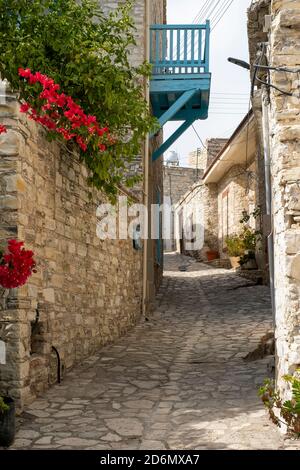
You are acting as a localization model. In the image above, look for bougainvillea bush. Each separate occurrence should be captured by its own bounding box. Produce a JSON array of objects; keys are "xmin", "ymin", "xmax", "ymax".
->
[
  {"xmin": 0, "ymin": 0, "xmax": 158, "ymax": 200},
  {"xmin": 0, "ymin": 239, "xmax": 36, "ymax": 289},
  {"xmin": 0, "ymin": 238, "xmax": 35, "ymax": 413},
  {"xmin": 18, "ymin": 68, "xmax": 112, "ymax": 153}
]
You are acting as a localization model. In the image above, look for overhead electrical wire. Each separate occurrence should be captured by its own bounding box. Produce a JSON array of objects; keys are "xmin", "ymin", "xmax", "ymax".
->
[
  {"xmin": 192, "ymin": 124, "xmax": 207, "ymax": 149},
  {"xmin": 211, "ymin": 0, "xmax": 235, "ymax": 31},
  {"xmin": 182, "ymin": 0, "xmax": 236, "ymax": 57},
  {"xmin": 210, "ymin": 0, "xmax": 231, "ymax": 26}
]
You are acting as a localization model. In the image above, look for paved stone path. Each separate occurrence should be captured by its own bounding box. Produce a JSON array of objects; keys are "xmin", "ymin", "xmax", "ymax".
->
[{"xmin": 10, "ymin": 253, "xmax": 300, "ymax": 449}]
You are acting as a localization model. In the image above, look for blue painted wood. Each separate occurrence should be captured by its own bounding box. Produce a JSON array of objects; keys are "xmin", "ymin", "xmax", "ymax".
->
[
  {"xmin": 191, "ymin": 29, "xmax": 195, "ymax": 68},
  {"xmin": 155, "ymin": 29, "xmax": 160, "ymax": 65},
  {"xmin": 152, "ymin": 89, "xmax": 198, "ymax": 132},
  {"xmin": 204, "ymin": 20, "xmax": 210, "ymax": 73},
  {"xmin": 184, "ymin": 29, "xmax": 188, "ymax": 68},
  {"xmin": 198, "ymin": 29, "xmax": 202, "ymax": 65},
  {"xmin": 162, "ymin": 29, "xmax": 167, "ymax": 65},
  {"xmin": 150, "ymin": 22, "xmax": 211, "ymax": 161},
  {"xmin": 177, "ymin": 29, "xmax": 181, "ymax": 73},
  {"xmin": 170, "ymin": 29, "xmax": 174, "ymax": 66},
  {"xmin": 151, "ymin": 72, "xmax": 211, "ymax": 81},
  {"xmin": 152, "ymin": 119, "xmax": 195, "ymax": 161},
  {"xmin": 150, "ymin": 76, "xmax": 210, "ymax": 93},
  {"xmin": 150, "ymin": 24, "xmax": 207, "ymax": 30},
  {"xmin": 150, "ymin": 23, "xmax": 210, "ymax": 76}
]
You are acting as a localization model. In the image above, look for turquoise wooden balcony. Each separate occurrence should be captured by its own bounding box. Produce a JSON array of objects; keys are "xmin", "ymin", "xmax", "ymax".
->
[{"xmin": 150, "ymin": 21, "xmax": 211, "ymax": 161}]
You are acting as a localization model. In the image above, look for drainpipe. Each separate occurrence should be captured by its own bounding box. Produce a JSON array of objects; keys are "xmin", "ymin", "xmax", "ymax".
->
[
  {"xmin": 142, "ymin": 0, "xmax": 150, "ymax": 316},
  {"xmin": 262, "ymin": 86, "xmax": 275, "ymax": 324}
]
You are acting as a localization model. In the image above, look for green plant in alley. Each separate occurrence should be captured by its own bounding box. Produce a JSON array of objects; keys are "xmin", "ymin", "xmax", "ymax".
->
[
  {"xmin": 0, "ymin": 397, "xmax": 9, "ymax": 414},
  {"xmin": 259, "ymin": 372, "xmax": 300, "ymax": 437},
  {"xmin": 225, "ymin": 234, "xmax": 245, "ymax": 257},
  {"xmin": 0, "ymin": 0, "xmax": 158, "ymax": 201}
]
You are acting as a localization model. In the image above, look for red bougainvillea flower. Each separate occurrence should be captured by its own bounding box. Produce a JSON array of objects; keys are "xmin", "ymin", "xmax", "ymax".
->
[
  {"xmin": 18, "ymin": 68, "xmax": 113, "ymax": 157},
  {"xmin": 0, "ymin": 239, "xmax": 36, "ymax": 289},
  {"xmin": 20, "ymin": 103, "xmax": 30, "ymax": 113},
  {"xmin": 0, "ymin": 125, "xmax": 7, "ymax": 134},
  {"xmin": 98, "ymin": 143, "xmax": 106, "ymax": 152}
]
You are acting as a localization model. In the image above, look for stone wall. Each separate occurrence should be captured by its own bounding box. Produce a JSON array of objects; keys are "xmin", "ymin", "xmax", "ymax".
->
[
  {"xmin": 174, "ymin": 183, "xmax": 205, "ymax": 257},
  {"xmin": 248, "ymin": 0, "xmax": 300, "ymax": 398},
  {"xmin": 0, "ymin": 0, "xmax": 166, "ymax": 409},
  {"xmin": 206, "ymin": 138, "xmax": 229, "ymax": 167},
  {"xmin": 188, "ymin": 139, "xmax": 228, "ymax": 170},
  {"xmin": 217, "ymin": 163, "xmax": 257, "ymax": 258},
  {"xmin": 0, "ymin": 101, "xmax": 144, "ymax": 407},
  {"xmin": 163, "ymin": 166, "xmax": 199, "ymax": 251},
  {"xmin": 248, "ymin": 0, "xmax": 270, "ymax": 281},
  {"xmin": 268, "ymin": 0, "xmax": 300, "ymax": 395},
  {"xmin": 163, "ymin": 166, "xmax": 199, "ymax": 206}
]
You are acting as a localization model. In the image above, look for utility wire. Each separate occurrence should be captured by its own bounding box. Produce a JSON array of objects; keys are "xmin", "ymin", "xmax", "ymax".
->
[
  {"xmin": 200, "ymin": 0, "xmax": 223, "ymax": 24},
  {"xmin": 211, "ymin": 0, "xmax": 235, "ymax": 30},
  {"xmin": 194, "ymin": 0, "xmax": 215, "ymax": 23},
  {"xmin": 210, "ymin": 0, "xmax": 231, "ymax": 25},
  {"xmin": 192, "ymin": 124, "xmax": 207, "ymax": 148},
  {"xmin": 192, "ymin": 0, "xmax": 212, "ymax": 24}
]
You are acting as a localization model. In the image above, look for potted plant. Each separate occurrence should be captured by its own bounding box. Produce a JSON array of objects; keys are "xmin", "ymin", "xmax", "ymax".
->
[
  {"xmin": 0, "ymin": 238, "xmax": 36, "ymax": 447},
  {"xmin": 239, "ymin": 227, "xmax": 261, "ymax": 269},
  {"xmin": 0, "ymin": 396, "xmax": 15, "ymax": 447},
  {"xmin": 225, "ymin": 234, "xmax": 244, "ymax": 268}
]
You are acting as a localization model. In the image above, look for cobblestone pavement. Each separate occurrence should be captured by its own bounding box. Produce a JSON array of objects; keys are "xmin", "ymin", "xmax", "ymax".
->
[{"xmin": 9, "ymin": 253, "xmax": 300, "ymax": 450}]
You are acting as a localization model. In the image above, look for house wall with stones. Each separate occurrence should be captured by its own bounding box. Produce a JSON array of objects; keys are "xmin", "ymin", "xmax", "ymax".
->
[
  {"xmin": 216, "ymin": 163, "xmax": 257, "ymax": 258},
  {"xmin": 0, "ymin": 0, "xmax": 166, "ymax": 410},
  {"xmin": 247, "ymin": 0, "xmax": 270, "ymax": 283},
  {"xmin": 163, "ymin": 166, "xmax": 199, "ymax": 251},
  {"xmin": 174, "ymin": 183, "xmax": 204, "ymax": 257},
  {"xmin": 172, "ymin": 139, "xmax": 227, "ymax": 261},
  {"xmin": 269, "ymin": 0, "xmax": 300, "ymax": 395},
  {"xmin": 248, "ymin": 0, "xmax": 300, "ymax": 399},
  {"xmin": 187, "ymin": 139, "xmax": 228, "ymax": 170}
]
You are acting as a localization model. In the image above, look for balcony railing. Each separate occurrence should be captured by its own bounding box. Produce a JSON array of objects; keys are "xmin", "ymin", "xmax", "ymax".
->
[{"xmin": 150, "ymin": 21, "xmax": 210, "ymax": 77}]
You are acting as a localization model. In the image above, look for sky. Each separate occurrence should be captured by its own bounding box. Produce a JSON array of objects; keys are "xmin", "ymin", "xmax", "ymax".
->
[{"xmin": 165, "ymin": 0, "xmax": 252, "ymax": 166}]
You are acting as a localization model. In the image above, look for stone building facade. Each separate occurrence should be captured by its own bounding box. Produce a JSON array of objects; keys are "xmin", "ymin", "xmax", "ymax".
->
[
  {"xmin": 188, "ymin": 139, "xmax": 228, "ymax": 170},
  {"xmin": 0, "ymin": 0, "xmax": 166, "ymax": 409},
  {"xmin": 248, "ymin": 0, "xmax": 300, "ymax": 399},
  {"xmin": 173, "ymin": 138, "xmax": 227, "ymax": 260},
  {"xmin": 163, "ymin": 166, "xmax": 199, "ymax": 251},
  {"xmin": 203, "ymin": 112, "xmax": 261, "ymax": 262}
]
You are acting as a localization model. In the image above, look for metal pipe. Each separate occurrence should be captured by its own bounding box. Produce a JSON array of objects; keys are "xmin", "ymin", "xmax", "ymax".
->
[{"xmin": 262, "ymin": 86, "xmax": 275, "ymax": 323}]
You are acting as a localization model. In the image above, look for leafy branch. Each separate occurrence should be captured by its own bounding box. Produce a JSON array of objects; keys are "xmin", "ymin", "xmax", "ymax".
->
[
  {"xmin": 0, "ymin": 0, "xmax": 158, "ymax": 201},
  {"xmin": 259, "ymin": 372, "xmax": 300, "ymax": 437}
]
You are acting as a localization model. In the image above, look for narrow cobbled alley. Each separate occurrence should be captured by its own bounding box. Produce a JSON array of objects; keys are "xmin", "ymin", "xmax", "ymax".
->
[{"xmin": 10, "ymin": 254, "xmax": 300, "ymax": 450}]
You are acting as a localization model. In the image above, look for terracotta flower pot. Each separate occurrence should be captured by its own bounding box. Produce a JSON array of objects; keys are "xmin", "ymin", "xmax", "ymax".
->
[
  {"xmin": 207, "ymin": 250, "xmax": 218, "ymax": 261},
  {"xmin": 229, "ymin": 256, "xmax": 241, "ymax": 269}
]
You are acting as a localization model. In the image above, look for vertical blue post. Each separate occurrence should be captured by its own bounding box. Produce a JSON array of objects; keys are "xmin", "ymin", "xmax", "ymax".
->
[
  {"xmin": 177, "ymin": 29, "xmax": 181, "ymax": 73},
  {"xmin": 162, "ymin": 29, "xmax": 167, "ymax": 64},
  {"xmin": 198, "ymin": 28, "xmax": 202, "ymax": 71},
  {"xmin": 170, "ymin": 28, "xmax": 174, "ymax": 67},
  {"xmin": 155, "ymin": 29, "xmax": 160, "ymax": 70},
  {"xmin": 204, "ymin": 20, "xmax": 210, "ymax": 73},
  {"xmin": 191, "ymin": 29, "xmax": 195, "ymax": 72},
  {"xmin": 184, "ymin": 29, "xmax": 188, "ymax": 73}
]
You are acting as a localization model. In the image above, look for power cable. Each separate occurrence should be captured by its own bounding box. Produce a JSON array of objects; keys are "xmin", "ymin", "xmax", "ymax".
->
[
  {"xmin": 210, "ymin": 0, "xmax": 231, "ymax": 25},
  {"xmin": 192, "ymin": 124, "xmax": 207, "ymax": 148},
  {"xmin": 211, "ymin": 0, "xmax": 235, "ymax": 31},
  {"xmin": 192, "ymin": 0, "xmax": 212, "ymax": 24}
]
